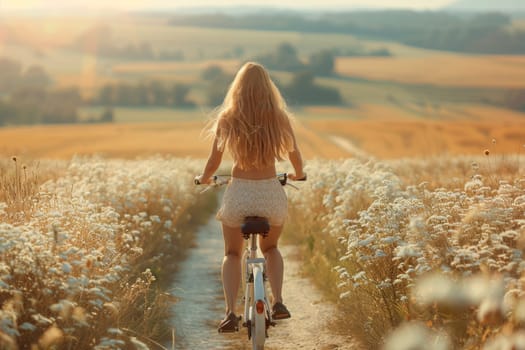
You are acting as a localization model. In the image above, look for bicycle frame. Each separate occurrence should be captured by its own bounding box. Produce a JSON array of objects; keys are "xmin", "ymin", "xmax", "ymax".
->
[{"xmin": 242, "ymin": 223, "xmax": 273, "ymax": 350}]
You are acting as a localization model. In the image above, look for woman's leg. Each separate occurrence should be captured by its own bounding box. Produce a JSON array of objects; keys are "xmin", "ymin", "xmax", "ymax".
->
[
  {"xmin": 221, "ymin": 223, "xmax": 244, "ymax": 315},
  {"xmin": 258, "ymin": 225, "xmax": 284, "ymax": 304}
]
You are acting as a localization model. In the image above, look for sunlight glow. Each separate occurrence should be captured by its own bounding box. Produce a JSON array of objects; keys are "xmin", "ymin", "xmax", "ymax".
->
[{"xmin": 0, "ymin": 0, "xmax": 455, "ymax": 12}]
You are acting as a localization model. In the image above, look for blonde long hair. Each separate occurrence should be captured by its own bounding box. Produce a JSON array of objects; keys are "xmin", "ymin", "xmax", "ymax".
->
[{"xmin": 208, "ymin": 62, "xmax": 295, "ymax": 170}]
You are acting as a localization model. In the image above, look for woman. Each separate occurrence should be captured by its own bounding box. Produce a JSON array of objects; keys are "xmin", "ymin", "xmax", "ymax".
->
[{"xmin": 196, "ymin": 61, "xmax": 306, "ymax": 333}]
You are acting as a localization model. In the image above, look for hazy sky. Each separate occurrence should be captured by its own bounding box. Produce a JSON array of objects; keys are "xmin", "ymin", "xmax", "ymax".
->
[{"xmin": 0, "ymin": 0, "xmax": 456, "ymax": 12}]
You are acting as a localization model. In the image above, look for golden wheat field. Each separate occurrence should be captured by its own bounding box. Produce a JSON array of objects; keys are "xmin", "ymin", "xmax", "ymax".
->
[
  {"xmin": 306, "ymin": 114, "xmax": 525, "ymax": 159},
  {"xmin": 1, "ymin": 108, "xmax": 525, "ymax": 160},
  {"xmin": 335, "ymin": 54, "xmax": 525, "ymax": 87},
  {"xmin": 0, "ymin": 122, "xmax": 210, "ymax": 159},
  {"xmin": 0, "ymin": 120, "xmax": 352, "ymax": 161}
]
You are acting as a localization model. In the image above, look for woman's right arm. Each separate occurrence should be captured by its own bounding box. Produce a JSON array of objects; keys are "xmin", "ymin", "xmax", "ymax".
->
[{"xmin": 287, "ymin": 127, "xmax": 306, "ymax": 181}]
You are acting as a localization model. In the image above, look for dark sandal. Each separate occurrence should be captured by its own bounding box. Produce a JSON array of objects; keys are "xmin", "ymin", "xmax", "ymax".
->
[
  {"xmin": 218, "ymin": 312, "xmax": 240, "ymax": 333},
  {"xmin": 272, "ymin": 302, "xmax": 291, "ymax": 320}
]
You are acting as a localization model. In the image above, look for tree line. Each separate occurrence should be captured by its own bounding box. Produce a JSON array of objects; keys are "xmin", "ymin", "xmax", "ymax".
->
[
  {"xmin": 168, "ymin": 10, "xmax": 525, "ymax": 54},
  {"xmin": 0, "ymin": 57, "xmax": 86, "ymax": 126},
  {"xmin": 0, "ymin": 43, "xmax": 344, "ymax": 127},
  {"xmin": 2, "ymin": 39, "xmax": 525, "ymax": 127},
  {"xmin": 96, "ymin": 81, "xmax": 195, "ymax": 107},
  {"xmin": 0, "ymin": 57, "xmax": 108, "ymax": 126},
  {"xmin": 201, "ymin": 63, "xmax": 342, "ymax": 107},
  {"xmin": 201, "ymin": 43, "xmax": 343, "ymax": 106}
]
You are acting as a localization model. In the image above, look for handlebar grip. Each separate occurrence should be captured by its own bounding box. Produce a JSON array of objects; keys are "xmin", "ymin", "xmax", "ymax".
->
[
  {"xmin": 194, "ymin": 175, "xmax": 218, "ymax": 185},
  {"xmin": 278, "ymin": 173, "xmax": 287, "ymax": 186}
]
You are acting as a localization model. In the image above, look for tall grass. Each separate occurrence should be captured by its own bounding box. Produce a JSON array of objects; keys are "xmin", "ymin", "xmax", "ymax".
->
[
  {"xmin": 0, "ymin": 155, "xmax": 209, "ymax": 349},
  {"xmin": 286, "ymin": 152, "xmax": 525, "ymax": 349},
  {"xmin": 0, "ymin": 157, "xmax": 66, "ymax": 219}
]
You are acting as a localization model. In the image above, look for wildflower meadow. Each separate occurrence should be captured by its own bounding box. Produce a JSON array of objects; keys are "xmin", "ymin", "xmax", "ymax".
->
[
  {"xmin": 286, "ymin": 151, "xmax": 525, "ymax": 350},
  {"xmin": 0, "ymin": 156, "xmax": 208, "ymax": 349},
  {"xmin": 2, "ymin": 147, "xmax": 525, "ymax": 350}
]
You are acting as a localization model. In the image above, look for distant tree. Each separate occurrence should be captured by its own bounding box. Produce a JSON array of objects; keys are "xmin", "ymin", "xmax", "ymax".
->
[
  {"xmin": 4, "ymin": 86, "xmax": 45, "ymax": 124},
  {"xmin": 172, "ymin": 83, "xmax": 195, "ymax": 107},
  {"xmin": 96, "ymin": 80, "xmax": 196, "ymax": 107},
  {"xmin": 468, "ymin": 12, "xmax": 511, "ymax": 28},
  {"xmin": 201, "ymin": 66, "xmax": 233, "ymax": 107},
  {"xmin": 41, "ymin": 88, "xmax": 82, "ymax": 124},
  {"xmin": 308, "ymin": 50, "xmax": 335, "ymax": 76},
  {"xmin": 100, "ymin": 107, "xmax": 114, "ymax": 122},
  {"xmin": 0, "ymin": 101, "xmax": 10, "ymax": 126},
  {"xmin": 4, "ymin": 86, "xmax": 82, "ymax": 125},
  {"xmin": 284, "ymin": 71, "xmax": 342, "ymax": 105},
  {"xmin": 274, "ymin": 42, "xmax": 305, "ymax": 71},
  {"xmin": 207, "ymin": 78, "xmax": 230, "ymax": 107},
  {"xmin": 149, "ymin": 81, "xmax": 168, "ymax": 105},
  {"xmin": 202, "ymin": 65, "xmax": 226, "ymax": 81},
  {"xmin": 22, "ymin": 65, "xmax": 51, "ymax": 88},
  {"xmin": 116, "ymin": 83, "xmax": 141, "ymax": 106},
  {"xmin": 99, "ymin": 85, "xmax": 117, "ymax": 106},
  {"xmin": 136, "ymin": 83, "xmax": 150, "ymax": 105},
  {"xmin": 11, "ymin": 86, "xmax": 47, "ymax": 106},
  {"xmin": 0, "ymin": 57, "xmax": 23, "ymax": 93},
  {"xmin": 256, "ymin": 42, "xmax": 305, "ymax": 72},
  {"xmin": 207, "ymin": 74, "xmax": 233, "ymax": 107},
  {"xmin": 169, "ymin": 11, "xmax": 525, "ymax": 54}
]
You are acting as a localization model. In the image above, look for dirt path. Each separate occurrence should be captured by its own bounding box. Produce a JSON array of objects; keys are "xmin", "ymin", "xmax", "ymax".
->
[{"xmin": 169, "ymin": 217, "xmax": 359, "ymax": 349}]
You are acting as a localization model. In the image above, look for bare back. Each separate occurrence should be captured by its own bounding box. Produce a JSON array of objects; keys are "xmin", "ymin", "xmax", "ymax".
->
[{"xmin": 231, "ymin": 163, "xmax": 277, "ymax": 180}]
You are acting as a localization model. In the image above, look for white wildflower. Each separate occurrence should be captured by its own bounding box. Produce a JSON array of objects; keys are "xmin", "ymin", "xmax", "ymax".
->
[
  {"xmin": 383, "ymin": 322, "xmax": 451, "ymax": 350},
  {"xmin": 130, "ymin": 337, "xmax": 149, "ymax": 350},
  {"xmin": 20, "ymin": 322, "xmax": 37, "ymax": 331},
  {"xmin": 340, "ymin": 291, "xmax": 351, "ymax": 299},
  {"xmin": 395, "ymin": 244, "xmax": 422, "ymax": 258},
  {"xmin": 62, "ymin": 263, "xmax": 72, "ymax": 274},
  {"xmin": 413, "ymin": 273, "xmax": 471, "ymax": 308},
  {"xmin": 483, "ymin": 330, "xmax": 525, "ymax": 350}
]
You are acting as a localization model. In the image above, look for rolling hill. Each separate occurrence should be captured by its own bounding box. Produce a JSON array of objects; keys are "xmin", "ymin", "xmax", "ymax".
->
[{"xmin": 446, "ymin": 0, "xmax": 525, "ymax": 13}]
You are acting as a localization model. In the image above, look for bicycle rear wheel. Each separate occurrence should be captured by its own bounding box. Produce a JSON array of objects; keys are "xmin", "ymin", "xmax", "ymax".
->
[
  {"xmin": 251, "ymin": 307, "xmax": 265, "ymax": 350},
  {"xmin": 251, "ymin": 265, "xmax": 266, "ymax": 350}
]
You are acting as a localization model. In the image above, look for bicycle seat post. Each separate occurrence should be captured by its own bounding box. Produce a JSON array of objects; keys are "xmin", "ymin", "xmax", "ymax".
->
[{"xmin": 241, "ymin": 216, "xmax": 270, "ymax": 258}]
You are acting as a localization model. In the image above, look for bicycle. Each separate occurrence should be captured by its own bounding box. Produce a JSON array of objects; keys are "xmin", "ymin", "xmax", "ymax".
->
[{"xmin": 194, "ymin": 173, "xmax": 304, "ymax": 350}]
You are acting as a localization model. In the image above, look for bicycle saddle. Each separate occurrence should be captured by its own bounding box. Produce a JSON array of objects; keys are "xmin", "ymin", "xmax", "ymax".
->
[{"xmin": 241, "ymin": 216, "xmax": 270, "ymax": 236}]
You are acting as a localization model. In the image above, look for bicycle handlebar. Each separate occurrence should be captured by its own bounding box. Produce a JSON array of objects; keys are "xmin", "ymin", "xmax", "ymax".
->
[{"xmin": 194, "ymin": 173, "xmax": 306, "ymax": 186}]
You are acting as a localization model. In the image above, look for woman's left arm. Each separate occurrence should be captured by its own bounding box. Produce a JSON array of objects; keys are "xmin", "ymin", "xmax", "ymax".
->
[{"xmin": 198, "ymin": 137, "xmax": 224, "ymax": 184}]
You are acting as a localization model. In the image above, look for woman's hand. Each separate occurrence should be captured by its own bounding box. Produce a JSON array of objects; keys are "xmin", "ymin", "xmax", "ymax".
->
[
  {"xmin": 288, "ymin": 172, "xmax": 307, "ymax": 181},
  {"xmin": 194, "ymin": 175, "xmax": 212, "ymax": 185}
]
